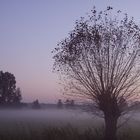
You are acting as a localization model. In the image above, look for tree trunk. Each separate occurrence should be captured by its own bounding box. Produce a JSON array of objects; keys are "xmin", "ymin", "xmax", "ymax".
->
[{"xmin": 104, "ymin": 115, "xmax": 118, "ymax": 140}]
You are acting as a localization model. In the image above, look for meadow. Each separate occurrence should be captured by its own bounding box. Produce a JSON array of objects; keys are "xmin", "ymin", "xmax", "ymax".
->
[{"xmin": 0, "ymin": 109, "xmax": 139, "ymax": 140}]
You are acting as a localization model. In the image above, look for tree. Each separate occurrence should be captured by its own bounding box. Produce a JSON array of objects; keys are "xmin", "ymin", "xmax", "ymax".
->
[
  {"xmin": 65, "ymin": 99, "xmax": 75, "ymax": 107},
  {"xmin": 65, "ymin": 99, "xmax": 70, "ymax": 107},
  {"xmin": 70, "ymin": 99, "xmax": 75, "ymax": 107},
  {"xmin": 57, "ymin": 99, "xmax": 63, "ymax": 108},
  {"xmin": 32, "ymin": 99, "xmax": 41, "ymax": 109},
  {"xmin": 53, "ymin": 7, "xmax": 140, "ymax": 140},
  {"xmin": 0, "ymin": 71, "xmax": 22, "ymax": 105}
]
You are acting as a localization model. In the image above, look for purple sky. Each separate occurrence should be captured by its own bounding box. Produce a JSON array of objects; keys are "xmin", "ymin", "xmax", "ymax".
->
[{"xmin": 0, "ymin": 0, "xmax": 140, "ymax": 103}]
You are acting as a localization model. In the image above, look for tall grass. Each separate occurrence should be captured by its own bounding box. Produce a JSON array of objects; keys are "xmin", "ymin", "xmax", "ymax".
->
[{"xmin": 0, "ymin": 125, "xmax": 139, "ymax": 140}]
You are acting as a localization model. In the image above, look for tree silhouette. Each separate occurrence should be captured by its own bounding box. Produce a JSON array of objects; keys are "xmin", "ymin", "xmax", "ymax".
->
[
  {"xmin": 65, "ymin": 99, "xmax": 75, "ymax": 108},
  {"xmin": 65, "ymin": 99, "xmax": 70, "ymax": 107},
  {"xmin": 53, "ymin": 7, "xmax": 140, "ymax": 140},
  {"xmin": 32, "ymin": 99, "xmax": 41, "ymax": 109},
  {"xmin": 0, "ymin": 71, "xmax": 22, "ymax": 106},
  {"xmin": 70, "ymin": 100, "xmax": 75, "ymax": 106},
  {"xmin": 57, "ymin": 99, "xmax": 63, "ymax": 108}
]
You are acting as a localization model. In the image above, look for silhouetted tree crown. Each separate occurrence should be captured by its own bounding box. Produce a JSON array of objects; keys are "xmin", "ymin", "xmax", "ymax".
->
[
  {"xmin": 0, "ymin": 71, "xmax": 22, "ymax": 105},
  {"xmin": 65, "ymin": 99, "xmax": 75, "ymax": 107},
  {"xmin": 32, "ymin": 99, "xmax": 41, "ymax": 109},
  {"xmin": 53, "ymin": 6, "xmax": 140, "ymax": 140},
  {"xmin": 57, "ymin": 99, "xmax": 63, "ymax": 108}
]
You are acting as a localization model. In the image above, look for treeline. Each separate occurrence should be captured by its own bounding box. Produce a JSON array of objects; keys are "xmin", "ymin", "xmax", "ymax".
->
[
  {"xmin": 57, "ymin": 99, "xmax": 75, "ymax": 108},
  {"xmin": 0, "ymin": 70, "xmax": 77, "ymax": 109}
]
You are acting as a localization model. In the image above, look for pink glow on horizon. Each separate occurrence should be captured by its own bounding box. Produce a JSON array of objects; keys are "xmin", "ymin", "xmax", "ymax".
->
[{"xmin": 1, "ymin": 0, "xmax": 140, "ymax": 102}]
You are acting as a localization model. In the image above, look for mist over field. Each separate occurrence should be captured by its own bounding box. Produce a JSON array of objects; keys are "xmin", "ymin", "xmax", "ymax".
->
[
  {"xmin": 0, "ymin": 109, "xmax": 99, "ymax": 129},
  {"xmin": 0, "ymin": 108, "xmax": 139, "ymax": 140},
  {"xmin": 0, "ymin": 108, "xmax": 139, "ymax": 130},
  {"xmin": 1, "ymin": 0, "xmax": 140, "ymax": 140}
]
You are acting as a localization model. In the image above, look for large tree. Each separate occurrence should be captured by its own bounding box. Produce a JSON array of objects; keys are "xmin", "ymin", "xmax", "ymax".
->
[
  {"xmin": 53, "ymin": 7, "xmax": 140, "ymax": 140},
  {"xmin": 0, "ymin": 71, "xmax": 22, "ymax": 105}
]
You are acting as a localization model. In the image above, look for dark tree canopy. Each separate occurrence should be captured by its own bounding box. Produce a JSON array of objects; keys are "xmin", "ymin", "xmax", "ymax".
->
[
  {"xmin": 65, "ymin": 99, "xmax": 75, "ymax": 107},
  {"xmin": 53, "ymin": 7, "xmax": 140, "ymax": 140},
  {"xmin": 32, "ymin": 99, "xmax": 41, "ymax": 109},
  {"xmin": 57, "ymin": 99, "xmax": 63, "ymax": 108},
  {"xmin": 0, "ymin": 71, "xmax": 22, "ymax": 105}
]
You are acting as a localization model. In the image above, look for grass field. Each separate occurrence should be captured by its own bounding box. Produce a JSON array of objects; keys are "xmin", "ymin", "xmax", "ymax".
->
[
  {"xmin": 0, "ymin": 109, "xmax": 139, "ymax": 140},
  {"xmin": 0, "ymin": 124, "xmax": 139, "ymax": 140}
]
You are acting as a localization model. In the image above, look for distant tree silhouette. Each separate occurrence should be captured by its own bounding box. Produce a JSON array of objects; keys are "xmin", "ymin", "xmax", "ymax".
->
[
  {"xmin": 118, "ymin": 97, "xmax": 128, "ymax": 112},
  {"xmin": 65, "ymin": 99, "xmax": 70, "ymax": 107},
  {"xmin": 53, "ymin": 7, "xmax": 140, "ymax": 140},
  {"xmin": 65, "ymin": 99, "xmax": 75, "ymax": 107},
  {"xmin": 57, "ymin": 99, "xmax": 63, "ymax": 108},
  {"xmin": 70, "ymin": 100, "xmax": 75, "ymax": 106},
  {"xmin": 32, "ymin": 99, "xmax": 41, "ymax": 109},
  {"xmin": 0, "ymin": 71, "xmax": 22, "ymax": 106}
]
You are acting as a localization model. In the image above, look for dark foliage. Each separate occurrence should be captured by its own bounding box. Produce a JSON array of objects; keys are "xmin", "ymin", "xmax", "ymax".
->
[
  {"xmin": 57, "ymin": 99, "xmax": 63, "ymax": 108},
  {"xmin": 0, "ymin": 71, "xmax": 22, "ymax": 107},
  {"xmin": 53, "ymin": 6, "xmax": 140, "ymax": 140},
  {"xmin": 65, "ymin": 99, "xmax": 75, "ymax": 107},
  {"xmin": 32, "ymin": 99, "xmax": 41, "ymax": 109}
]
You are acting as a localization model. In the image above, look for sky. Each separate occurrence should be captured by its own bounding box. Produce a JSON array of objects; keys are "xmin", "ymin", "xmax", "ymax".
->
[{"xmin": 0, "ymin": 0, "xmax": 140, "ymax": 103}]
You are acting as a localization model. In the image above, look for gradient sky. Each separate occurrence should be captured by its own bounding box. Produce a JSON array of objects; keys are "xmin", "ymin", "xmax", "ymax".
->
[{"xmin": 0, "ymin": 0, "xmax": 140, "ymax": 103}]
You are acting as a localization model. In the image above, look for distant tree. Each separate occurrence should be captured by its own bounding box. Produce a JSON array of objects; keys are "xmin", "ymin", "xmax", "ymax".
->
[
  {"xmin": 65, "ymin": 99, "xmax": 70, "ymax": 107},
  {"xmin": 118, "ymin": 97, "xmax": 128, "ymax": 112},
  {"xmin": 53, "ymin": 7, "xmax": 140, "ymax": 140},
  {"xmin": 57, "ymin": 99, "xmax": 63, "ymax": 108},
  {"xmin": 70, "ymin": 100, "xmax": 75, "ymax": 106},
  {"xmin": 131, "ymin": 101, "xmax": 140, "ymax": 109},
  {"xmin": 32, "ymin": 99, "xmax": 41, "ymax": 109},
  {"xmin": 65, "ymin": 99, "xmax": 75, "ymax": 107},
  {"xmin": 0, "ymin": 71, "xmax": 22, "ymax": 105}
]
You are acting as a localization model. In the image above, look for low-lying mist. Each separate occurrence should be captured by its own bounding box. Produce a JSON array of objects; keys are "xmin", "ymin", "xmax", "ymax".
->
[
  {"xmin": 0, "ymin": 108, "xmax": 139, "ymax": 140},
  {"xmin": 0, "ymin": 108, "xmax": 139, "ymax": 130},
  {"xmin": 0, "ymin": 109, "xmax": 101, "ymax": 130}
]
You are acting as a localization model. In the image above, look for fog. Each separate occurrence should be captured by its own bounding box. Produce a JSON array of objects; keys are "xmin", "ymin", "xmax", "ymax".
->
[
  {"xmin": 0, "ymin": 109, "xmax": 139, "ymax": 133},
  {"xmin": 0, "ymin": 109, "xmax": 101, "ymax": 130}
]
